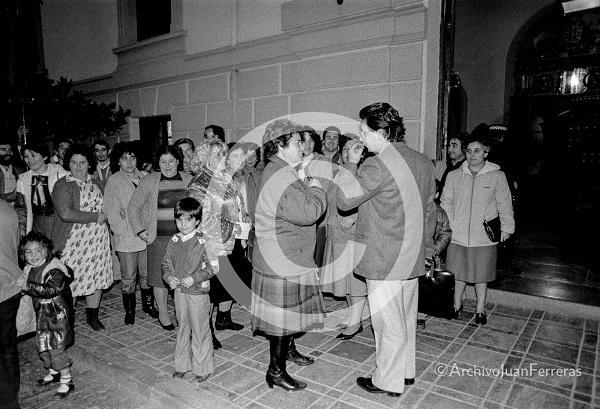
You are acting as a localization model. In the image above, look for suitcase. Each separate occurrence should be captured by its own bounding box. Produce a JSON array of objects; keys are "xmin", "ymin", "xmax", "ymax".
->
[{"xmin": 418, "ymin": 261, "xmax": 455, "ymax": 320}]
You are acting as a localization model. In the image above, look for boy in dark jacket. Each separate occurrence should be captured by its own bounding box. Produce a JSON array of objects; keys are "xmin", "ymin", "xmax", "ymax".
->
[
  {"xmin": 163, "ymin": 198, "xmax": 216, "ymax": 383},
  {"xmin": 16, "ymin": 232, "xmax": 75, "ymax": 399}
]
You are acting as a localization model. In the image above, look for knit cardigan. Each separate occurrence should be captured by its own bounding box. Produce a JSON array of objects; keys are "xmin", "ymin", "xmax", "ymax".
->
[
  {"xmin": 103, "ymin": 170, "xmax": 146, "ymax": 252},
  {"xmin": 127, "ymin": 171, "xmax": 192, "ymax": 245},
  {"xmin": 51, "ymin": 175, "xmax": 103, "ymax": 253}
]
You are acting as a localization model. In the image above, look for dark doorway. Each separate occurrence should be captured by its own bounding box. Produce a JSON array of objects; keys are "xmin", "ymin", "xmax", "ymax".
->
[
  {"xmin": 138, "ymin": 115, "xmax": 171, "ymax": 170},
  {"xmin": 443, "ymin": 0, "xmax": 600, "ymax": 306}
]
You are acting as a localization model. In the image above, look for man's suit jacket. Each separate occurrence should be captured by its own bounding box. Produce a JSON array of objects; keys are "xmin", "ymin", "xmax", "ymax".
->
[{"xmin": 337, "ymin": 142, "xmax": 436, "ymax": 281}]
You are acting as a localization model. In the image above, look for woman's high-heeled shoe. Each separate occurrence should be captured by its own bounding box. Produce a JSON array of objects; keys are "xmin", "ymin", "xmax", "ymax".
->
[
  {"xmin": 158, "ymin": 317, "xmax": 175, "ymax": 331},
  {"xmin": 475, "ymin": 312, "xmax": 487, "ymax": 325},
  {"xmin": 453, "ymin": 304, "xmax": 463, "ymax": 319},
  {"xmin": 335, "ymin": 325, "xmax": 363, "ymax": 340}
]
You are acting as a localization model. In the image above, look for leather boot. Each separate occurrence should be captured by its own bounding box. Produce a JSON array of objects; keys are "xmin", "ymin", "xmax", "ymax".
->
[
  {"xmin": 215, "ymin": 309, "xmax": 244, "ymax": 331},
  {"xmin": 85, "ymin": 308, "xmax": 105, "ymax": 332},
  {"xmin": 123, "ymin": 293, "xmax": 136, "ymax": 325},
  {"xmin": 265, "ymin": 335, "xmax": 307, "ymax": 391},
  {"xmin": 286, "ymin": 337, "xmax": 314, "ymax": 366},
  {"xmin": 141, "ymin": 288, "xmax": 158, "ymax": 318}
]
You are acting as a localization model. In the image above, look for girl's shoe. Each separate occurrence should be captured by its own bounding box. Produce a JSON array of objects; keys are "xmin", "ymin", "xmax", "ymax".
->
[
  {"xmin": 453, "ymin": 304, "xmax": 463, "ymax": 319},
  {"xmin": 54, "ymin": 381, "xmax": 74, "ymax": 399},
  {"xmin": 475, "ymin": 312, "xmax": 487, "ymax": 325},
  {"xmin": 194, "ymin": 374, "xmax": 210, "ymax": 383},
  {"xmin": 158, "ymin": 317, "xmax": 175, "ymax": 331},
  {"xmin": 36, "ymin": 371, "xmax": 60, "ymax": 386},
  {"xmin": 335, "ymin": 325, "xmax": 363, "ymax": 340},
  {"xmin": 172, "ymin": 371, "xmax": 186, "ymax": 379}
]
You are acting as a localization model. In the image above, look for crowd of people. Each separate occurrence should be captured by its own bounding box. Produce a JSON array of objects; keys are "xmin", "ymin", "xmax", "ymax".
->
[{"xmin": 0, "ymin": 105, "xmax": 514, "ymax": 407}]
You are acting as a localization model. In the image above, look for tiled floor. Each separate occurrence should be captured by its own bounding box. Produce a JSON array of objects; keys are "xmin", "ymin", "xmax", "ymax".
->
[
  {"xmin": 18, "ymin": 286, "xmax": 600, "ymax": 409},
  {"xmin": 489, "ymin": 215, "xmax": 600, "ymax": 307}
]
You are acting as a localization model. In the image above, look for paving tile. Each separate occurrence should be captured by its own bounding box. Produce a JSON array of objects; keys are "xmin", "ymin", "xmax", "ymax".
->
[
  {"xmin": 309, "ymin": 396, "xmax": 340, "ymax": 409},
  {"xmin": 433, "ymin": 359, "xmax": 495, "ymax": 397},
  {"xmin": 420, "ymin": 320, "xmax": 464, "ymax": 338},
  {"xmin": 536, "ymin": 322, "xmax": 583, "ymax": 347},
  {"xmin": 493, "ymin": 304, "xmax": 532, "ymax": 319},
  {"xmin": 486, "ymin": 378, "xmax": 513, "ymax": 404},
  {"xmin": 485, "ymin": 315, "xmax": 528, "ymax": 334},
  {"xmin": 583, "ymin": 332, "xmax": 598, "ymax": 351},
  {"xmin": 505, "ymin": 383, "xmax": 572, "ymax": 409},
  {"xmin": 454, "ymin": 345, "xmax": 507, "ymax": 369},
  {"xmin": 415, "ymin": 334, "xmax": 451, "ymax": 357},
  {"xmin": 211, "ymin": 364, "xmax": 265, "ymax": 395},
  {"xmin": 470, "ymin": 327, "xmax": 518, "ymax": 351},
  {"xmin": 528, "ymin": 340, "xmax": 579, "ymax": 364},
  {"xmin": 327, "ymin": 340, "xmax": 374, "ymax": 363},
  {"xmin": 416, "ymin": 391, "xmax": 478, "ymax": 409},
  {"xmin": 542, "ymin": 312, "xmax": 586, "ymax": 329},
  {"xmin": 256, "ymin": 387, "xmax": 321, "ymax": 409},
  {"xmin": 579, "ymin": 349, "xmax": 596, "ymax": 370},
  {"xmin": 430, "ymin": 385, "xmax": 483, "ymax": 406},
  {"xmin": 297, "ymin": 358, "xmax": 355, "ymax": 388}
]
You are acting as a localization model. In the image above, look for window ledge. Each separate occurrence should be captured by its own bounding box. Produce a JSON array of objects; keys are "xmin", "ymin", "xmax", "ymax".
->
[{"xmin": 113, "ymin": 30, "xmax": 187, "ymax": 68}]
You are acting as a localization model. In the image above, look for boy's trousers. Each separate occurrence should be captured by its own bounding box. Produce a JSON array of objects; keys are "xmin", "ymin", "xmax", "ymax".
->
[{"xmin": 174, "ymin": 291, "xmax": 214, "ymax": 376}]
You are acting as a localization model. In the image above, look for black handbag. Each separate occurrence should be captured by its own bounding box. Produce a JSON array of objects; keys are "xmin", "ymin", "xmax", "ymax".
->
[
  {"xmin": 483, "ymin": 216, "xmax": 501, "ymax": 243},
  {"xmin": 418, "ymin": 260, "xmax": 455, "ymax": 320}
]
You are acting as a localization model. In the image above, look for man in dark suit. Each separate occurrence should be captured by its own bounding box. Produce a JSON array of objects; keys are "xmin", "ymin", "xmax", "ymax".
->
[{"xmin": 337, "ymin": 102, "xmax": 436, "ymax": 397}]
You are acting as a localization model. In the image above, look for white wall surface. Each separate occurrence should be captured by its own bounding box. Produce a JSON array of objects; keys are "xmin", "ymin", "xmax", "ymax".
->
[{"xmin": 42, "ymin": 0, "xmax": 118, "ymax": 81}]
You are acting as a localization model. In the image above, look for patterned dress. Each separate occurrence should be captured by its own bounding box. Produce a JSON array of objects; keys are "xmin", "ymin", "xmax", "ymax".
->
[{"xmin": 61, "ymin": 175, "xmax": 112, "ymax": 297}]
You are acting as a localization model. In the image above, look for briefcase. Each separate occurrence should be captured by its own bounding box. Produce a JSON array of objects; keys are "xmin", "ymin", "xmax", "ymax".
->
[{"xmin": 418, "ymin": 261, "xmax": 455, "ymax": 320}]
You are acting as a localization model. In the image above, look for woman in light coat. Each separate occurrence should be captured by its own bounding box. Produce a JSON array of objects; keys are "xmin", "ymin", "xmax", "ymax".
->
[
  {"xmin": 104, "ymin": 142, "xmax": 157, "ymax": 325},
  {"xmin": 441, "ymin": 133, "xmax": 514, "ymax": 325}
]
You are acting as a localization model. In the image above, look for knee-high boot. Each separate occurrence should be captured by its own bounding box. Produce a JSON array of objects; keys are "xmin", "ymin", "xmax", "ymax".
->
[
  {"xmin": 209, "ymin": 305, "xmax": 222, "ymax": 350},
  {"xmin": 123, "ymin": 293, "xmax": 136, "ymax": 325},
  {"xmin": 141, "ymin": 288, "xmax": 158, "ymax": 318},
  {"xmin": 286, "ymin": 337, "xmax": 314, "ymax": 366},
  {"xmin": 265, "ymin": 335, "xmax": 306, "ymax": 391}
]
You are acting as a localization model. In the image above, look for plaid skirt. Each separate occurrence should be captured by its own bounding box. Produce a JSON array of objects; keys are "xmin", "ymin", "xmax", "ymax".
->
[{"xmin": 251, "ymin": 269, "xmax": 324, "ymax": 336}]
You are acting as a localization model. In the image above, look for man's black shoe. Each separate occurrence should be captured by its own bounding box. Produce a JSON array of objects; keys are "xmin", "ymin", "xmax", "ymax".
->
[{"xmin": 356, "ymin": 377, "xmax": 400, "ymax": 397}]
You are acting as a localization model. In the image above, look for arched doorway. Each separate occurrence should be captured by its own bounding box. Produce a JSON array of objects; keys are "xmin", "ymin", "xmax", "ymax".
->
[{"xmin": 449, "ymin": 0, "xmax": 600, "ymax": 303}]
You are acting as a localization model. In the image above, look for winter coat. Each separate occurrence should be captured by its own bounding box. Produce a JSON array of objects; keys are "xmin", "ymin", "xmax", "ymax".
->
[
  {"xmin": 22, "ymin": 258, "xmax": 74, "ymax": 353},
  {"xmin": 441, "ymin": 161, "xmax": 514, "ymax": 248},
  {"xmin": 252, "ymin": 156, "xmax": 327, "ymax": 278},
  {"xmin": 337, "ymin": 142, "xmax": 436, "ymax": 281}
]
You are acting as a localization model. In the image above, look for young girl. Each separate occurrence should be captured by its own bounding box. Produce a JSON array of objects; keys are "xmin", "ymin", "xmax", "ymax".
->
[{"xmin": 16, "ymin": 232, "xmax": 75, "ymax": 399}]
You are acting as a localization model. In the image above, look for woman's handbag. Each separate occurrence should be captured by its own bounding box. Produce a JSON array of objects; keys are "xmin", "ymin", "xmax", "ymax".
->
[
  {"xmin": 483, "ymin": 216, "xmax": 501, "ymax": 243},
  {"xmin": 418, "ymin": 260, "xmax": 455, "ymax": 320}
]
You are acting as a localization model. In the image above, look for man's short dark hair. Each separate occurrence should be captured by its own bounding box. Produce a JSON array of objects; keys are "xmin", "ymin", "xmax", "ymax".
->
[
  {"xmin": 359, "ymin": 102, "xmax": 406, "ymax": 143},
  {"xmin": 174, "ymin": 197, "xmax": 202, "ymax": 221},
  {"xmin": 92, "ymin": 139, "xmax": 110, "ymax": 151}
]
